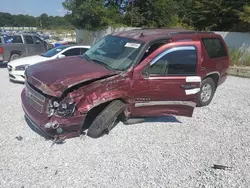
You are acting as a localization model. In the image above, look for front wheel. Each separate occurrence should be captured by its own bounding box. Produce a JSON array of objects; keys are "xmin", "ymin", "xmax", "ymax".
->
[
  {"xmin": 197, "ymin": 77, "xmax": 216, "ymax": 107},
  {"xmin": 87, "ymin": 100, "xmax": 126, "ymax": 138}
]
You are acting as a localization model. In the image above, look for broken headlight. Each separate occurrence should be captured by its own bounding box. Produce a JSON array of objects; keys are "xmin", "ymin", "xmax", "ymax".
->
[
  {"xmin": 55, "ymin": 101, "xmax": 76, "ymax": 118},
  {"xmin": 47, "ymin": 100, "xmax": 76, "ymax": 118}
]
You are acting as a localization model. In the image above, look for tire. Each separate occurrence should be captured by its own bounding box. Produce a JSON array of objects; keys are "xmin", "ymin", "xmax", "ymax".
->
[
  {"xmin": 197, "ymin": 77, "xmax": 216, "ymax": 107},
  {"xmin": 10, "ymin": 54, "xmax": 20, "ymax": 61},
  {"xmin": 87, "ymin": 100, "xmax": 126, "ymax": 138}
]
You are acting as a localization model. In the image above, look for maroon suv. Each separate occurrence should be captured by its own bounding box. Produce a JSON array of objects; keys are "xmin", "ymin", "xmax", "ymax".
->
[{"xmin": 21, "ymin": 28, "xmax": 229, "ymax": 141}]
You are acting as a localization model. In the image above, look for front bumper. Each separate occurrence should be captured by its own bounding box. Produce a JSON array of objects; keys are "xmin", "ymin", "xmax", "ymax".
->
[
  {"xmin": 7, "ymin": 66, "xmax": 25, "ymax": 83},
  {"xmin": 21, "ymin": 88, "xmax": 87, "ymax": 140}
]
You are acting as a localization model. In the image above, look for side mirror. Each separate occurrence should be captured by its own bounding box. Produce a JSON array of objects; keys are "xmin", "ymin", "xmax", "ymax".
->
[
  {"xmin": 142, "ymin": 65, "xmax": 150, "ymax": 77},
  {"xmin": 57, "ymin": 54, "xmax": 66, "ymax": 58}
]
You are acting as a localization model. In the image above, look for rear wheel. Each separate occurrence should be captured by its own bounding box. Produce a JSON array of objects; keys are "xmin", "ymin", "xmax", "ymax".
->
[
  {"xmin": 10, "ymin": 54, "xmax": 20, "ymax": 61},
  {"xmin": 197, "ymin": 77, "xmax": 216, "ymax": 107},
  {"xmin": 87, "ymin": 100, "xmax": 126, "ymax": 138}
]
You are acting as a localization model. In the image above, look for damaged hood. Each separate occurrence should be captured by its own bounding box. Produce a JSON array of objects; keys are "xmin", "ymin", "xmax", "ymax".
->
[{"xmin": 25, "ymin": 56, "xmax": 117, "ymax": 97}]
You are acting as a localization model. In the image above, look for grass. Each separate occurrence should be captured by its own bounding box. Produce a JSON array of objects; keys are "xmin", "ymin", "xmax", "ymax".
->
[{"xmin": 229, "ymin": 48, "xmax": 250, "ymax": 67}]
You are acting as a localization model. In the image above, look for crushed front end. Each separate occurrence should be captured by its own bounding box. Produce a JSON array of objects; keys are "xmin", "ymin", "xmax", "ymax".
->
[{"xmin": 21, "ymin": 81, "xmax": 86, "ymax": 141}]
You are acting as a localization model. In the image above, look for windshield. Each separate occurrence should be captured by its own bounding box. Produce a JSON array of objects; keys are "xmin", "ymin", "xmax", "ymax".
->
[
  {"xmin": 84, "ymin": 35, "xmax": 144, "ymax": 71},
  {"xmin": 41, "ymin": 45, "xmax": 69, "ymax": 58}
]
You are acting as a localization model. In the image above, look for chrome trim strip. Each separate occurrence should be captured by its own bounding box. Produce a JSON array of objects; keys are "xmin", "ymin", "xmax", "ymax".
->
[
  {"xmin": 150, "ymin": 46, "xmax": 196, "ymax": 66},
  {"xmin": 185, "ymin": 88, "xmax": 200, "ymax": 95},
  {"xmin": 135, "ymin": 101, "xmax": 196, "ymax": 108},
  {"xmin": 186, "ymin": 76, "xmax": 201, "ymax": 83},
  {"xmin": 147, "ymin": 77, "xmax": 185, "ymax": 80}
]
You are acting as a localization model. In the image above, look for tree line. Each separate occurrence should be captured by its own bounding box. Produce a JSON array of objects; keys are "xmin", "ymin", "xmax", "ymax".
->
[
  {"xmin": 1, "ymin": 0, "xmax": 250, "ymax": 32},
  {"xmin": 63, "ymin": 0, "xmax": 250, "ymax": 31},
  {"xmin": 0, "ymin": 12, "xmax": 73, "ymax": 30}
]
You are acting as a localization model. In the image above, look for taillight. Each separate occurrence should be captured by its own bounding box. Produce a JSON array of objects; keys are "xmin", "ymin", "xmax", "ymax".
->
[{"xmin": 0, "ymin": 47, "xmax": 4, "ymax": 54}]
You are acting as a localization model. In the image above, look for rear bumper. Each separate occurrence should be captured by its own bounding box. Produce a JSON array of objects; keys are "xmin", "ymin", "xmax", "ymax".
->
[
  {"xmin": 218, "ymin": 72, "xmax": 228, "ymax": 87},
  {"xmin": 21, "ymin": 88, "xmax": 86, "ymax": 140}
]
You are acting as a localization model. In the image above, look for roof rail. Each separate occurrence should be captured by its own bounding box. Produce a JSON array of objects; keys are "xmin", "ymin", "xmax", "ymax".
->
[{"xmin": 169, "ymin": 31, "xmax": 215, "ymax": 35}]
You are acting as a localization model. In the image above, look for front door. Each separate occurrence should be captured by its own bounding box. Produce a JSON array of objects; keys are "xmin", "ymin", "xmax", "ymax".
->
[
  {"xmin": 33, "ymin": 36, "xmax": 47, "ymax": 54},
  {"xmin": 23, "ymin": 35, "xmax": 37, "ymax": 56},
  {"xmin": 130, "ymin": 41, "xmax": 202, "ymax": 118}
]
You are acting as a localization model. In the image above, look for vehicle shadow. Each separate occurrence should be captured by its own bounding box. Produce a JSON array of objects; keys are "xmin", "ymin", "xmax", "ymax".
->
[
  {"xmin": 24, "ymin": 114, "xmax": 181, "ymax": 141},
  {"xmin": 144, "ymin": 116, "xmax": 182, "ymax": 123}
]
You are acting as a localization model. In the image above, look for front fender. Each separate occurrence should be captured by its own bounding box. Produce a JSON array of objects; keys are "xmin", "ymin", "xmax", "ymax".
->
[{"xmin": 76, "ymin": 90, "xmax": 130, "ymax": 114}]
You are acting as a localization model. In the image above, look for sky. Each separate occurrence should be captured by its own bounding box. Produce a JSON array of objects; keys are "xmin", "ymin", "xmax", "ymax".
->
[{"xmin": 0, "ymin": 0, "xmax": 67, "ymax": 17}]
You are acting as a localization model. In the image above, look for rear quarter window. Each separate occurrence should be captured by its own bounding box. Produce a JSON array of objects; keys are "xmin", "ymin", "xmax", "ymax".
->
[{"xmin": 202, "ymin": 38, "xmax": 227, "ymax": 59}]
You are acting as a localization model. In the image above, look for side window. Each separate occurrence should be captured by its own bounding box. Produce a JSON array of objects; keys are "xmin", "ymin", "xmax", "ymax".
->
[
  {"xmin": 11, "ymin": 36, "xmax": 23, "ymax": 43},
  {"xmin": 34, "ymin": 36, "xmax": 43, "ymax": 44},
  {"xmin": 147, "ymin": 46, "xmax": 197, "ymax": 76},
  {"xmin": 24, "ymin": 36, "xmax": 34, "ymax": 44},
  {"xmin": 202, "ymin": 38, "xmax": 227, "ymax": 58},
  {"xmin": 80, "ymin": 47, "xmax": 89, "ymax": 55},
  {"xmin": 62, "ymin": 48, "xmax": 81, "ymax": 56}
]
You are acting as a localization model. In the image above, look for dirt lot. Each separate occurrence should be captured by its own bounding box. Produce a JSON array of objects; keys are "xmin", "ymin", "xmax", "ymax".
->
[{"xmin": 0, "ymin": 67, "xmax": 250, "ymax": 188}]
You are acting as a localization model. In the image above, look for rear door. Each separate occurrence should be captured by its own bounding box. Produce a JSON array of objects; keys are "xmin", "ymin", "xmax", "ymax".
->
[{"xmin": 131, "ymin": 41, "xmax": 202, "ymax": 118}]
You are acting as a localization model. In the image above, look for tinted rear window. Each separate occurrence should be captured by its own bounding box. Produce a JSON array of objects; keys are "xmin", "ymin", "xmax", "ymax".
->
[
  {"xmin": 8, "ymin": 36, "xmax": 23, "ymax": 43},
  {"xmin": 202, "ymin": 38, "xmax": 227, "ymax": 58}
]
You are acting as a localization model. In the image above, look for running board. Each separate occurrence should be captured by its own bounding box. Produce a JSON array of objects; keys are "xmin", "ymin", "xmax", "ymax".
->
[{"xmin": 123, "ymin": 118, "xmax": 146, "ymax": 125}]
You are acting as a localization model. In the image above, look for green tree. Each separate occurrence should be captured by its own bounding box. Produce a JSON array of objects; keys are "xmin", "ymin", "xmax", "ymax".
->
[
  {"xmin": 38, "ymin": 13, "xmax": 51, "ymax": 28},
  {"xmin": 123, "ymin": 0, "xmax": 180, "ymax": 28},
  {"xmin": 63, "ymin": 0, "xmax": 122, "ymax": 31},
  {"xmin": 0, "ymin": 11, "xmax": 72, "ymax": 29},
  {"xmin": 0, "ymin": 12, "xmax": 14, "ymax": 27},
  {"xmin": 179, "ymin": 0, "xmax": 246, "ymax": 31},
  {"xmin": 12, "ymin": 14, "xmax": 37, "ymax": 27},
  {"xmin": 239, "ymin": 5, "xmax": 250, "ymax": 23}
]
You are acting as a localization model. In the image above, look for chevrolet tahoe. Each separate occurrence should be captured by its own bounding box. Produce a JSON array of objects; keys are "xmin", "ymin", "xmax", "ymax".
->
[{"xmin": 21, "ymin": 28, "xmax": 229, "ymax": 142}]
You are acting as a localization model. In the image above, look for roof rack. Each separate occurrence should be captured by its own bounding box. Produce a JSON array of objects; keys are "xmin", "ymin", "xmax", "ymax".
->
[
  {"xmin": 169, "ymin": 31, "xmax": 215, "ymax": 35},
  {"xmin": 130, "ymin": 28, "xmax": 214, "ymax": 34}
]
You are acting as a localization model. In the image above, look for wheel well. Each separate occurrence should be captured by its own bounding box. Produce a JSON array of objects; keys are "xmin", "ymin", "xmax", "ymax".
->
[
  {"xmin": 82, "ymin": 98, "xmax": 126, "ymax": 130},
  {"xmin": 204, "ymin": 73, "xmax": 219, "ymax": 88},
  {"xmin": 10, "ymin": 51, "xmax": 22, "ymax": 56}
]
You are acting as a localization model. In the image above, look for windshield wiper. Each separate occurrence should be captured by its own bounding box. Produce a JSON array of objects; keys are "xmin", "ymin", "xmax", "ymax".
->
[
  {"xmin": 83, "ymin": 54, "xmax": 91, "ymax": 61},
  {"xmin": 90, "ymin": 58, "xmax": 115, "ymax": 71},
  {"xmin": 82, "ymin": 55, "xmax": 121, "ymax": 72}
]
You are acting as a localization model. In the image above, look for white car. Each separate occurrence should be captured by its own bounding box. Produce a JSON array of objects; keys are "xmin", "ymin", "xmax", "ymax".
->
[{"xmin": 7, "ymin": 45, "xmax": 91, "ymax": 82}]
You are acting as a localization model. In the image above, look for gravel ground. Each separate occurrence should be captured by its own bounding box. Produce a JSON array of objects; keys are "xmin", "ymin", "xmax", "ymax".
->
[{"xmin": 0, "ymin": 66, "xmax": 250, "ymax": 188}]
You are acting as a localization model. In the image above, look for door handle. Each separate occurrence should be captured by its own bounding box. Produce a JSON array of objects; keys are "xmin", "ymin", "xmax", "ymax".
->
[
  {"xmin": 201, "ymin": 66, "xmax": 206, "ymax": 71},
  {"xmin": 180, "ymin": 84, "xmax": 197, "ymax": 89}
]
